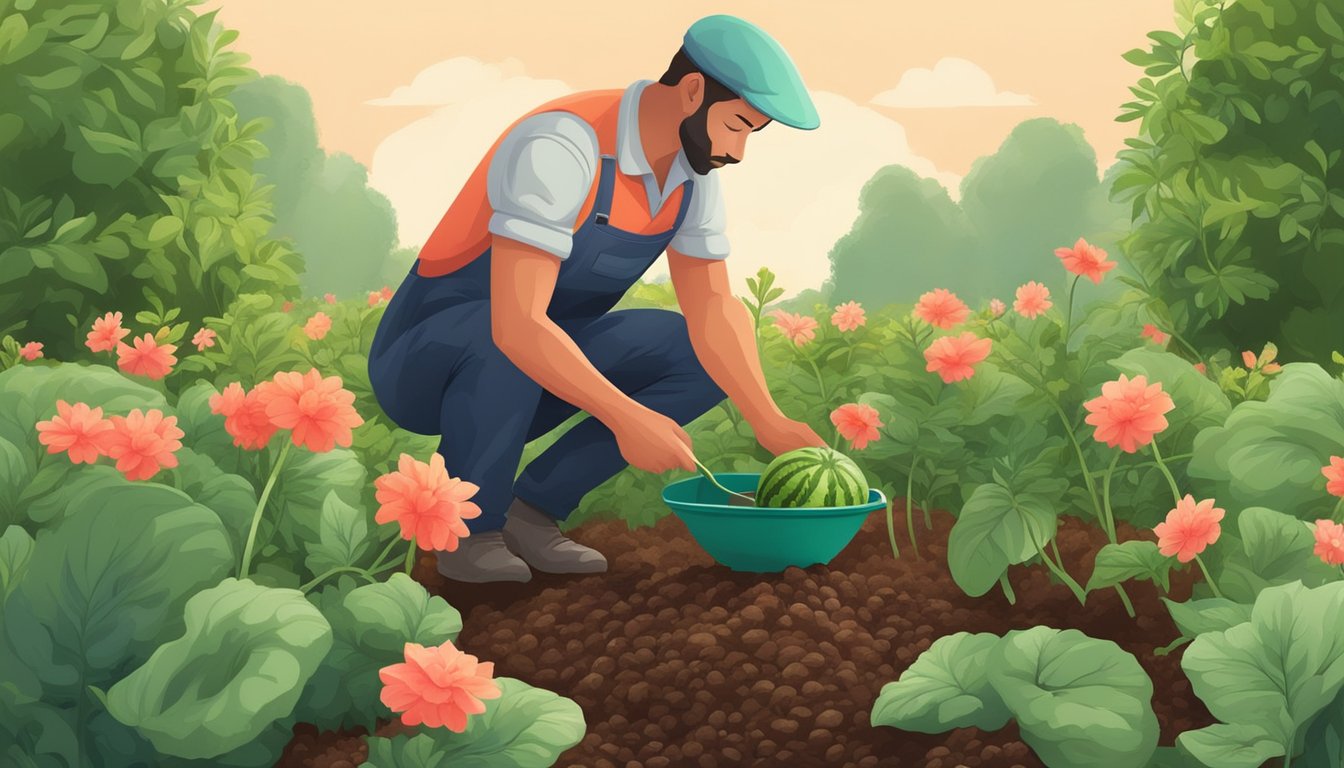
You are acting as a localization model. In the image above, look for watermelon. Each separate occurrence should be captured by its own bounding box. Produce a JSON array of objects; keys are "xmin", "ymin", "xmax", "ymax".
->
[{"xmin": 755, "ymin": 447, "xmax": 868, "ymax": 508}]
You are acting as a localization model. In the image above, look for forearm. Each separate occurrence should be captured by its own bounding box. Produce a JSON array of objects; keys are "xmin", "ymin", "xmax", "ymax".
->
[
  {"xmin": 687, "ymin": 294, "xmax": 784, "ymax": 427},
  {"xmin": 496, "ymin": 317, "xmax": 637, "ymax": 426}
]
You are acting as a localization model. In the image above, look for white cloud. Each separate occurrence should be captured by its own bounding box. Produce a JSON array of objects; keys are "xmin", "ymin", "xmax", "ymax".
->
[
  {"xmin": 368, "ymin": 57, "xmax": 961, "ymax": 297},
  {"xmin": 870, "ymin": 57, "xmax": 1035, "ymax": 108}
]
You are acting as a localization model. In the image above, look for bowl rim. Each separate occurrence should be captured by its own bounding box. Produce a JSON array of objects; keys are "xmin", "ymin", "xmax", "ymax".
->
[{"xmin": 662, "ymin": 472, "xmax": 888, "ymax": 516}]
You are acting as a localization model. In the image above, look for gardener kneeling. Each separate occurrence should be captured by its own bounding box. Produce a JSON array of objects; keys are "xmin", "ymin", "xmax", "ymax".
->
[{"xmin": 368, "ymin": 15, "xmax": 825, "ymax": 584}]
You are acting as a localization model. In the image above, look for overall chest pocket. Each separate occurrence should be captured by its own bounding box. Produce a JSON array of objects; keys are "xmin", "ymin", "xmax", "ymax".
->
[{"xmin": 589, "ymin": 249, "xmax": 653, "ymax": 280}]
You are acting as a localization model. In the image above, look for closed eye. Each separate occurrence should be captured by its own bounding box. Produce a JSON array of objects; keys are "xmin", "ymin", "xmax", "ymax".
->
[{"xmin": 725, "ymin": 123, "xmax": 744, "ymax": 133}]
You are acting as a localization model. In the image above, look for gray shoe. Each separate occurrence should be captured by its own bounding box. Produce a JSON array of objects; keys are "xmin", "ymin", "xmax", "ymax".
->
[
  {"xmin": 501, "ymin": 498, "xmax": 608, "ymax": 574},
  {"xmin": 435, "ymin": 530, "xmax": 532, "ymax": 583}
]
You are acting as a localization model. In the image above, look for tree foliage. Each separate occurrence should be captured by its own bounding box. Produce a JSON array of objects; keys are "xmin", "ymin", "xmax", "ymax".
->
[
  {"xmin": 1112, "ymin": 0, "xmax": 1344, "ymax": 366},
  {"xmin": 0, "ymin": 0, "xmax": 302, "ymax": 357}
]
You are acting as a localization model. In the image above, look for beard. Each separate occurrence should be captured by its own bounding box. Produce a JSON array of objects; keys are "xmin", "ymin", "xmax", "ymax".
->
[{"xmin": 679, "ymin": 102, "xmax": 739, "ymax": 175}]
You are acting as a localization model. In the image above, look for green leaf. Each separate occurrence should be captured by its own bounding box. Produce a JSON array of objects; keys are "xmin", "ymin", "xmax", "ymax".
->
[
  {"xmin": 871, "ymin": 632, "xmax": 1010, "ymax": 733},
  {"xmin": 1217, "ymin": 507, "xmax": 1338, "ymax": 602},
  {"xmin": 987, "ymin": 627, "xmax": 1158, "ymax": 768},
  {"xmin": 304, "ymin": 490, "xmax": 370, "ymax": 577},
  {"xmin": 0, "ymin": 482, "xmax": 232, "ymax": 707},
  {"xmin": 1302, "ymin": 685, "xmax": 1344, "ymax": 768},
  {"xmin": 947, "ymin": 482, "xmax": 1059, "ymax": 597},
  {"xmin": 1187, "ymin": 364, "xmax": 1344, "ymax": 520},
  {"xmin": 106, "ymin": 578, "xmax": 332, "ymax": 759},
  {"xmin": 0, "ymin": 524, "xmax": 35, "ymax": 599},
  {"xmin": 1180, "ymin": 581, "xmax": 1344, "ymax": 765},
  {"xmin": 1177, "ymin": 724, "xmax": 1281, "ymax": 768},
  {"xmin": 1087, "ymin": 540, "xmax": 1174, "ymax": 592},
  {"xmin": 1161, "ymin": 597, "xmax": 1252, "ymax": 638},
  {"xmin": 364, "ymin": 733, "xmax": 452, "ymax": 768},
  {"xmin": 272, "ymin": 446, "xmax": 367, "ymax": 553},
  {"xmin": 147, "ymin": 215, "xmax": 183, "ymax": 247},
  {"xmin": 1318, "ymin": 4, "xmax": 1344, "ymax": 41},
  {"xmin": 364, "ymin": 678, "xmax": 585, "ymax": 768}
]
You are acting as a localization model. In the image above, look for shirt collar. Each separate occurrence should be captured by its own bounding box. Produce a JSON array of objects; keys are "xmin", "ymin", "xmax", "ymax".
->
[{"xmin": 618, "ymin": 80, "xmax": 700, "ymax": 185}]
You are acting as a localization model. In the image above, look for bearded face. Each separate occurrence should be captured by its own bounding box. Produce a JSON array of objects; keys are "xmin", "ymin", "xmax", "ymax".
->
[{"xmin": 678, "ymin": 97, "xmax": 741, "ymax": 175}]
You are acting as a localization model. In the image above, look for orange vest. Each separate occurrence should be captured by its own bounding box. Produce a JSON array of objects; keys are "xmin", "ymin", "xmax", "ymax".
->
[{"xmin": 415, "ymin": 89, "xmax": 690, "ymax": 278}]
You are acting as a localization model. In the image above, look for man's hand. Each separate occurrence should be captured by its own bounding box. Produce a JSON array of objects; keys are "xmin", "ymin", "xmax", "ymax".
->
[
  {"xmin": 612, "ymin": 405, "xmax": 698, "ymax": 474},
  {"xmin": 753, "ymin": 415, "xmax": 827, "ymax": 456}
]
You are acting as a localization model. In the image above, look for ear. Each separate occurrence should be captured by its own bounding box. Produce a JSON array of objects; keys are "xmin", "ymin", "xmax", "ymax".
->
[{"xmin": 677, "ymin": 72, "xmax": 705, "ymax": 115}]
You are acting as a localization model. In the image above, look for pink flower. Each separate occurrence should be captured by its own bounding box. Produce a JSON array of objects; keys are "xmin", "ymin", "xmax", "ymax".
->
[
  {"xmin": 912, "ymin": 288, "xmax": 970, "ymax": 329},
  {"xmin": 1155, "ymin": 495, "xmax": 1224, "ymax": 563},
  {"xmin": 830, "ymin": 301, "xmax": 866, "ymax": 332},
  {"xmin": 989, "ymin": 299, "xmax": 1006, "ymax": 317},
  {"xmin": 1242, "ymin": 350, "xmax": 1257, "ymax": 369},
  {"xmin": 1082, "ymin": 374, "xmax": 1175, "ymax": 453},
  {"xmin": 924, "ymin": 332, "xmax": 992, "ymax": 383},
  {"xmin": 102, "ymin": 408, "xmax": 184, "ymax": 481},
  {"xmin": 769, "ymin": 310, "xmax": 818, "ymax": 347},
  {"xmin": 86, "ymin": 311, "xmax": 130, "ymax": 353},
  {"xmin": 381, "ymin": 286, "xmax": 394, "ymax": 301},
  {"xmin": 303, "ymin": 312, "xmax": 332, "ymax": 341},
  {"xmin": 1055, "ymin": 237, "xmax": 1116, "ymax": 284},
  {"xmin": 18, "ymin": 342, "xmax": 42, "ymax": 361},
  {"xmin": 1324, "ymin": 456, "xmax": 1344, "ymax": 497},
  {"xmin": 209, "ymin": 382, "xmax": 279, "ymax": 451},
  {"xmin": 1194, "ymin": 362, "xmax": 1207, "ymax": 375},
  {"xmin": 324, "ymin": 293, "xmax": 337, "ymax": 305},
  {"xmin": 1312, "ymin": 519, "xmax": 1344, "ymax": 566},
  {"xmin": 282, "ymin": 301, "xmax": 294, "ymax": 313},
  {"xmin": 192, "ymin": 327, "xmax": 217, "ymax": 352},
  {"xmin": 379, "ymin": 640, "xmax": 502, "ymax": 732},
  {"xmin": 36, "ymin": 400, "xmax": 114, "ymax": 464},
  {"xmin": 368, "ymin": 291, "xmax": 383, "ymax": 307},
  {"xmin": 1141, "ymin": 324, "xmax": 1169, "ymax": 346},
  {"xmin": 1013, "ymin": 281, "xmax": 1052, "ymax": 319},
  {"xmin": 375, "ymin": 453, "xmax": 482, "ymax": 551},
  {"xmin": 116, "ymin": 334, "xmax": 177, "ymax": 380},
  {"xmin": 830, "ymin": 403, "xmax": 883, "ymax": 450},
  {"xmin": 254, "ymin": 369, "xmax": 364, "ymax": 453}
]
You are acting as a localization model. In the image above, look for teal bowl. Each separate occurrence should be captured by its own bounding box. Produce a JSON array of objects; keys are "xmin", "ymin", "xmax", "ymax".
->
[{"xmin": 661, "ymin": 472, "xmax": 887, "ymax": 572}]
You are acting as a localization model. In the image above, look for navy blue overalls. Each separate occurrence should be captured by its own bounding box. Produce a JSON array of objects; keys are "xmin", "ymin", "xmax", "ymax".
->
[{"xmin": 368, "ymin": 154, "xmax": 727, "ymax": 532}]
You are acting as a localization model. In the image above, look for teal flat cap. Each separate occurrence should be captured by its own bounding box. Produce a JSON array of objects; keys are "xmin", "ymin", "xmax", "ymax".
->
[{"xmin": 682, "ymin": 14, "xmax": 819, "ymax": 130}]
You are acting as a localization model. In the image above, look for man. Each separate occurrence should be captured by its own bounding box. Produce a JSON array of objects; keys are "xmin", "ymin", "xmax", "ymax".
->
[{"xmin": 369, "ymin": 14, "xmax": 827, "ymax": 584}]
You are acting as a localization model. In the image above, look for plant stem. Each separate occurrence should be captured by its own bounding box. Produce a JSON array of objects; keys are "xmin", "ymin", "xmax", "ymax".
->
[
  {"xmin": 806, "ymin": 355, "xmax": 828, "ymax": 403},
  {"xmin": 239, "ymin": 441, "xmax": 291, "ymax": 579},
  {"xmin": 371, "ymin": 535, "xmax": 401, "ymax": 570},
  {"xmin": 1151, "ymin": 440, "xmax": 1183, "ymax": 506},
  {"xmin": 906, "ymin": 453, "xmax": 920, "ymax": 559},
  {"xmin": 1193, "ymin": 553, "xmax": 1223, "ymax": 598},
  {"xmin": 1028, "ymin": 522, "xmax": 1087, "ymax": 605},
  {"xmin": 1101, "ymin": 452, "xmax": 1120, "ymax": 542},
  {"xmin": 300, "ymin": 566, "xmax": 377, "ymax": 593},
  {"xmin": 1333, "ymin": 496, "xmax": 1344, "ymax": 523},
  {"xmin": 999, "ymin": 573, "xmax": 1017, "ymax": 604},
  {"xmin": 884, "ymin": 494, "xmax": 900, "ymax": 560},
  {"xmin": 1114, "ymin": 583, "xmax": 1137, "ymax": 618},
  {"xmin": 1062, "ymin": 274, "xmax": 1080, "ymax": 346},
  {"xmin": 1051, "ymin": 401, "xmax": 1106, "ymax": 525},
  {"xmin": 404, "ymin": 535, "xmax": 418, "ymax": 575},
  {"xmin": 1088, "ymin": 454, "xmax": 1193, "ymax": 475}
]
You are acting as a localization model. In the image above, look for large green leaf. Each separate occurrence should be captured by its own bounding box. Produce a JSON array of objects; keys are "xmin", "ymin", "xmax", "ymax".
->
[
  {"xmin": 271, "ymin": 444, "xmax": 367, "ymax": 558},
  {"xmin": 1162, "ymin": 597, "xmax": 1253, "ymax": 638},
  {"xmin": 1180, "ymin": 581, "xmax": 1344, "ymax": 767},
  {"xmin": 948, "ymin": 481, "xmax": 1060, "ymax": 597},
  {"xmin": 1215, "ymin": 507, "xmax": 1338, "ymax": 603},
  {"xmin": 163, "ymin": 447, "xmax": 257, "ymax": 561},
  {"xmin": 1302, "ymin": 684, "xmax": 1344, "ymax": 768},
  {"xmin": 295, "ymin": 574, "xmax": 462, "ymax": 730},
  {"xmin": 986, "ymin": 626, "xmax": 1159, "ymax": 768},
  {"xmin": 1187, "ymin": 364, "xmax": 1344, "ymax": 521},
  {"xmin": 871, "ymin": 632, "xmax": 1010, "ymax": 733},
  {"xmin": 106, "ymin": 578, "xmax": 332, "ymax": 760},
  {"xmin": 304, "ymin": 490, "xmax": 370, "ymax": 577},
  {"xmin": 0, "ymin": 481, "xmax": 232, "ymax": 704},
  {"xmin": 363, "ymin": 678, "xmax": 585, "ymax": 768},
  {"xmin": 0, "ymin": 524, "xmax": 34, "ymax": 600}
]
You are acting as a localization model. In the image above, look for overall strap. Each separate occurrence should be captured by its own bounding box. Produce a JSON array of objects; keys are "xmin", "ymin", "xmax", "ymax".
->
[
  {"xmin": 669, "ymin": 179, "xmax": 696, "ymax": 231},
  {"xmin": 593, "ymin": 154, "xmax": 617, "ymax": 225}
]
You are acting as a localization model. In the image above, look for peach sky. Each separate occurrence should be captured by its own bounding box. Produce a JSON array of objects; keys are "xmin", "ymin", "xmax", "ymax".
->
[{"xmin": 199, "ymin": 0, "xmax": 1177, "ymax": 292}]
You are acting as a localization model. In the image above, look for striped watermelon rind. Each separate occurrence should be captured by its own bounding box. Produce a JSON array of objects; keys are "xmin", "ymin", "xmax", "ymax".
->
[{"xmin": 754, "ymin": 447, "xmax": 868, "ymax": 508}]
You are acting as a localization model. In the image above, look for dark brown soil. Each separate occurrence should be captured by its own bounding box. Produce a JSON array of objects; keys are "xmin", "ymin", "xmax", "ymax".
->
[{"xmin": 276, "ymin": 504, "xmax": 1212, "ymax": 768}]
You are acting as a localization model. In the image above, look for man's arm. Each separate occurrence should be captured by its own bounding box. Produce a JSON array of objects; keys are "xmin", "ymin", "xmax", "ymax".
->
[
  {"xmin": 490, "ymin": 237, "xmax": 697, "ymax": 473},
  {"xmin": 667, "ymin": 248, "xmax": 825, "ymax": 453}
]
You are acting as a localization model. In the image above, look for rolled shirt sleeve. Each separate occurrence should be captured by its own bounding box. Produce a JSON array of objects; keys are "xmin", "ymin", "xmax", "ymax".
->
[
  {"xmin": 486, "ymin": 112, "xmax": 599, "ymax": 260},
  {"xmin": 669, "ymin": 171, "xmax": 730, "ymax": 260}
]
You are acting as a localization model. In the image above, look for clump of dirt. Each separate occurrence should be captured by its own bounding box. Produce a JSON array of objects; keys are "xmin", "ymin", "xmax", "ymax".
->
[{"xmin": 277, "ymin": 505, "xmax": 1211, "ymax": 768}]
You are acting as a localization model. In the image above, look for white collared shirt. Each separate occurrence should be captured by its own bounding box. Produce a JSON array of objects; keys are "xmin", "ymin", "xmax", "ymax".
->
[{"xmin": 485, "ymin": 79, "xmax": 729, "ymax": 262}]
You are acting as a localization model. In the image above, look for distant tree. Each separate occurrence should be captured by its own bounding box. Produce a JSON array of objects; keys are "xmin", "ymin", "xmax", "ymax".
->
[
  {"xmin": 0, "ymin": 4, "xmax": 301, "ymax": 356},
  {"xmin": 824, "ymin": 119, "xmax": 1126, "ymax": 311},
  {"xmin": 230, "ymin": 76, "xmax": 399, "ymax": 299},
  {"xmin": 1113, "ymin": 0, "xmax": 1344, "ymax": 365}
]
